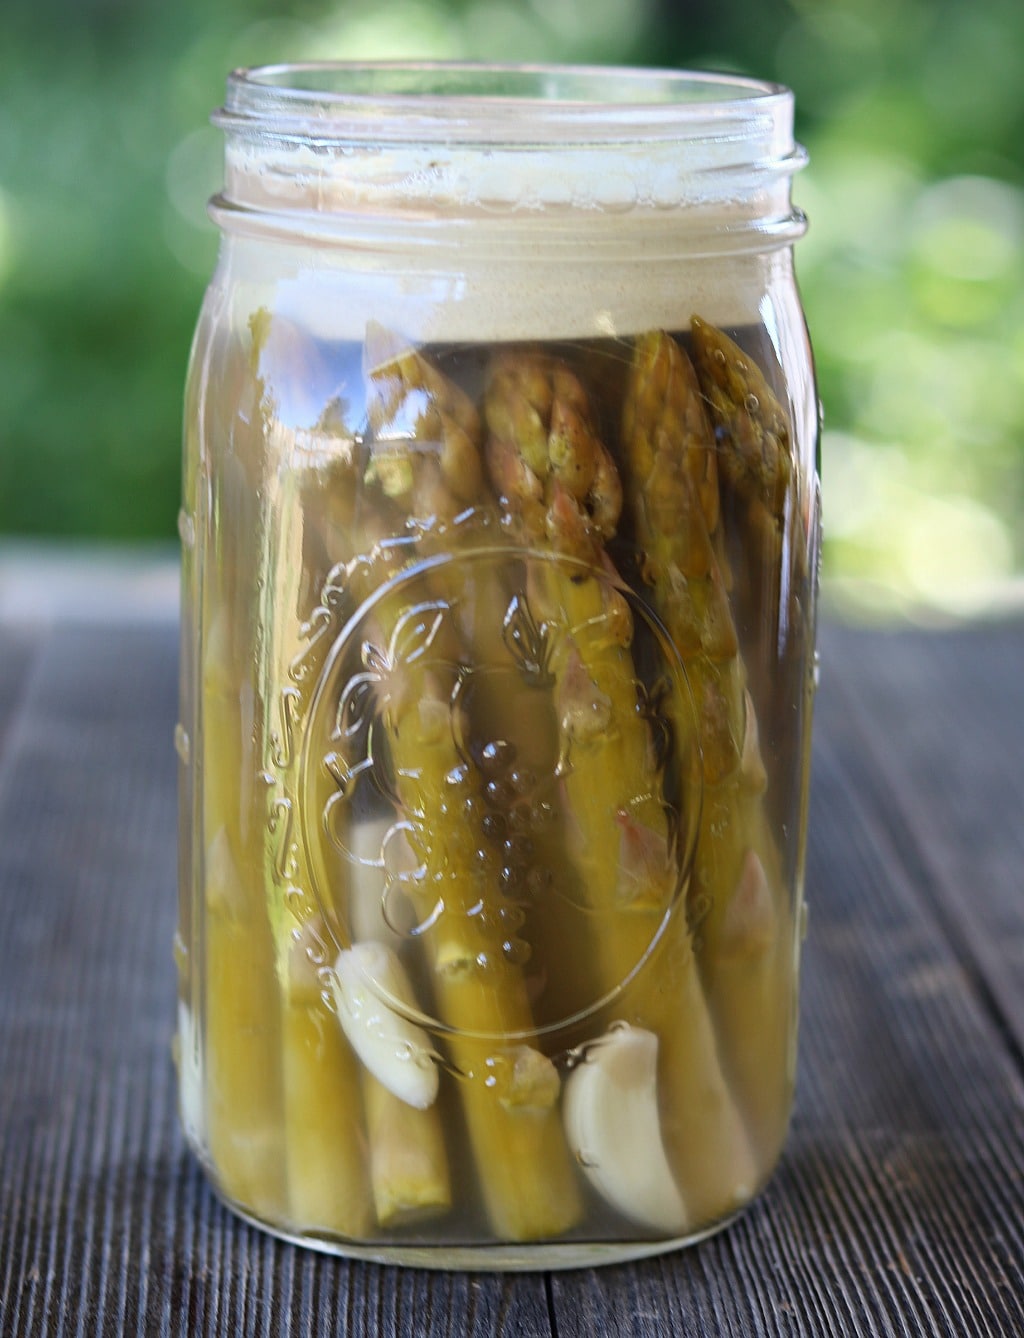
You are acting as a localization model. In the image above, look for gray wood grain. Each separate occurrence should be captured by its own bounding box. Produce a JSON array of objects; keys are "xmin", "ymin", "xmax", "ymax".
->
[
  {"xmin": 817, "ymin": 620, "xmax": 1024, "ymax": 1065},
  {"xmin": 0, "ymin": 624, "xmax": 40, "ymax": 770},
  {"xmin": 547, "ymin": 620, "xmax": 1024, "ymax": 1337},
  {"xmin": 1, "ymin": 615, "xmax": 1023, "ymax": 1336},
  {"xmin": 0, "ymin": 622, "xmax": 552, "ymax": 1335}
]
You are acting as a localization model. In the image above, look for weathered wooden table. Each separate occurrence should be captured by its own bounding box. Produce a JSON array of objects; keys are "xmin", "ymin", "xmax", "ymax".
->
[{"xmin": 1, "ymin": 553, "xmax": 1022, "ymax": 1335}]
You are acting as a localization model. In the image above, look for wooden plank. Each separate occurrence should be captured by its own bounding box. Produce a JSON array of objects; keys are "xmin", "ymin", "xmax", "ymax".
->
[
  {"xmin": 0, "ymin": 622, "xmax": 552, "ymax": 1337},
  {"xmin": 821, "ymin": 618, "xmax": 1024, "ymax": 1062},
  {"xmin": 4, "ymin": 616, "xmax": 1024, "ymax": 1336},
  {"xmin": 0, "ymin": 622, "xmax": 181, "ymax": 1338},
  {"xmin": 549, "ymin": 621, "xmax": 1024, "ymax": 1337},
  {"xmin": 0, "ymin": 623, "xmax": 40, "ymax": 769}
]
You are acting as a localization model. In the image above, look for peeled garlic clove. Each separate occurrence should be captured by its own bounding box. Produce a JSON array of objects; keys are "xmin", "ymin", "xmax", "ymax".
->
[
  {"xmin": 563, "ymin": 1023, "xmax": 688, "ymax": 1233},
  {"xmin": 332, "ymin": 941, "xmax": 439, "ymax": 1109}
]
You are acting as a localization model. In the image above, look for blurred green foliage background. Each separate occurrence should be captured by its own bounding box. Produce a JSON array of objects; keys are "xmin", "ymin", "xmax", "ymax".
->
[{"xmin": 2, "ymin": 0, "xmax": 1022, "ymax": 618}]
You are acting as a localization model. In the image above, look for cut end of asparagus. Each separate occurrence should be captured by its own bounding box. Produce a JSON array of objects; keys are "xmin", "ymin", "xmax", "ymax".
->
[
  {"xmin": 494, "ymin": 1045, "xmax": 561, "ymax": 1113},
  {"xmin": 363, "ymin": 1073, "xmax": 452, "ymax": 1227}
]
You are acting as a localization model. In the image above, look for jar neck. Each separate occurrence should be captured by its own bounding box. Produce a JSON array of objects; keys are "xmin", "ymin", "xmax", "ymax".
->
[{"xmin": 210, "ymin": 62, "xmax": 808, "ymax": 255}]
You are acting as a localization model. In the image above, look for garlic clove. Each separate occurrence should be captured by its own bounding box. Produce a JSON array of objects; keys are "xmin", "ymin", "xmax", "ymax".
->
[
  {"xmin": 332, "ymin": 941, "xmax": 439, "ymax": 1109},
  {"xmin": 563, "ymin": 1023, "xmax": 688, "ymax": 1233}
]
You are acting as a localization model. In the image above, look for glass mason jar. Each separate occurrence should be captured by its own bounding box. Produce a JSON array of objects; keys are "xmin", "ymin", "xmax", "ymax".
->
[{"xmin": 175, "ymin": 62, "xmax": 820, "ymax": 1270}]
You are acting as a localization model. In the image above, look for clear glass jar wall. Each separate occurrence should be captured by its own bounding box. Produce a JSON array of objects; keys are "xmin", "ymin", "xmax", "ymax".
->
[{"xmin": 175, "ymin": 63, "xmax": 820, "ymax": 1269}]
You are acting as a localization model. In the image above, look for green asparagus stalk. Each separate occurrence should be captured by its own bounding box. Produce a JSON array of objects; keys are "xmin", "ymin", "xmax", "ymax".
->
[
  {"xmin": 201, "ymin": 605, "xmax": 286, "ymax": 1220},
  {"xmin": 363, "ymin": 327, "xmax": 594, "ymax": 1031},
  {"xmin": 340, "ymin": 339, "xmax": 583, "ymax": 1241},
  {"xmin": 687, "ymin": 312, "xmax": 810, "ymax": 833},
  {"xmin": 690, "ymin": 314, "xmax": 816, "ymax": 837},
  {"xmin": 482, "ymin": 351, "xmax": 758, "ymax": 1225},
  {"xmin": 320, "ymin": 812, "xmax": 454, "ymax": 1225},
  {"xmin": 621, "ymin": 327, "xmax": 796, "ymax": 1163},
  {"xmin": 620, "ymin": 330, "xmax": 752, "ymax": 781},
  {"xmin": 196, "ymin": 329, "xmax": 292, "ymax": 1222},
  {"xmin": 362, "ymin": 1071, "xmax": 452, "ymax": 1226},
  {"xmin": 217, "ymin": 320, "xmax": 373, "ymax": 1238},
  {"xmin": 296, "ymin": 470, "xmax": 462, "ymax": 1232},
  {"xmin": 278, "ymin": 913, "xmax": 373, "ymax": 1237},
  {"xmin": 353, "ymin": 625, "xmax": 581, "ymax": 1239},
  {"xmin": 689, "ymin": 316, "xmax": 792, "ymax": 519},
  {"xmin": 258, "ymin": 380, "xmax": 450, "ymax": 1233}
]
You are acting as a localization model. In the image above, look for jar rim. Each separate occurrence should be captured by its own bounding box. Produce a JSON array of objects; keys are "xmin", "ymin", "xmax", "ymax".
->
[{"xmin": 216, "ymin": 61, "xmax": 795, "ymax": 146}]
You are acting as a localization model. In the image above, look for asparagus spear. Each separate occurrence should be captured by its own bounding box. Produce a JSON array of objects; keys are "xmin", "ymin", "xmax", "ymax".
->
[
  {"xmin": 201, "ymin": 605, "xmax": 287, "ymax": 1221},
  {"xmin": 278, "ymin": 913, "xmax": 373, "ymax": 1237},
  {"xmin": 195, "ymin": 333, "xmax": 294, "ymax": 1212},
  {"xmin": 332, "ymin": 545, "xmax": 581, "ymax": 1239},
  {"xmin": 482, "ymin": 351, "xmax": 758, "ymax": 1226},
  {"xmin": 328, "ymin": 822, "xmax": 453, "ymax": 1225},
  {"xmin": 339, "ymin": 340, "xmax": 582, "ymax": 1241},
  {"xmin": 258, "ymin": 385, "xmax": 450, "ymax": 1233},
  {"xmin": 362, "ymin": 1071, "xmax": 452, "ymax": 1227},
  {"xmin": 691, "ymin": 314, "xmax": 817, "ymax": 838},
  {"xmin": 689, "ymin": 316, "xmax": 792, "ymax": 519},
  {"xmin": 363, "ymin": 327, "xmax": 594, "ymax": 1031},
  {"xmin": 296, "ymin": 464, "xmax": 467, "ymax": 1233},
  {"xmin": 620, "ymin": 330, "xmax": 752, "ymax": 781},
  {"xmin": 686, "ymin": 313, "xmax": 811, "ymax": 838},
  {"xmin": 201, "ymin": 316, "xmax": 372, "ymax": 1239},
  {"xmin": 621, "ymin": 328, "xmax": 797, "ymax": 1163}
]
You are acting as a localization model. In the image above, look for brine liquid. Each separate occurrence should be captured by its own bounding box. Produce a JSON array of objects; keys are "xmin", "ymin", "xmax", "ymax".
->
[{"xmin": 176, "ymin": 315, "xmax": 817, "ymax": 1262}]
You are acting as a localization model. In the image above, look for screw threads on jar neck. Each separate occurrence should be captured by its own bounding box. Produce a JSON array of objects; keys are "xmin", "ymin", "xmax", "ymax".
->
[{"xmin": 210, "ymin": 62, "xmax": 807, "ymax": 252}]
